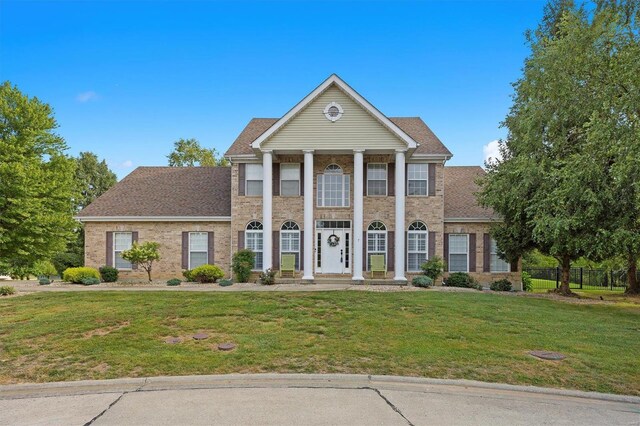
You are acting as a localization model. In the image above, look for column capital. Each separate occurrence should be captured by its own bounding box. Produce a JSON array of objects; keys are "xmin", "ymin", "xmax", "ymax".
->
[
  {"xmin": 302, "ymin": 149, "xmax": 315, "ymax": 154},
  {"xmin": 353, "ymin": 149, "xmax": 365, "ymax": 154},
  {"xmin": 395, "ymin": 149, "xmax": 407, "ymax": 154},
  {"xmin": 262, "ymin": 149, "xmax": 273, "ymax": 154}
]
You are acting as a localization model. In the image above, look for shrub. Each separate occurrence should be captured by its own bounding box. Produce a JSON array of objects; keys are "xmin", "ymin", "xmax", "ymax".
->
[
  {"xmin": 99, "ymin": 266, "xmax": 119, "ymax": 283},
  {"xmin": 81, "ymin": 277, "xmax": 101, "ymax": 286},
  {"xmin": 52, "ymin": 252, "xmax": 83, "ymax": 276},
  {"xmin": 62, "ymin": 267, "xmax": 101, "ymax": 284},
  {"xmin": 191, "ymin": 264, "xmax": 225, "ymax": 283},
  {"xmin": 121, "ymin": 241, "xmax": 161, "ymax": 282},
  {"xmin": 420, "ymin": 256, "xmax": 445, "ymax": 281},
  {"xmin": 490, "ymin": 279, "xmax": 513, "ymax": 292},
  {"xmin": 232, "ymin": 249, "xmax": 255, "ymax": 283},
  {"xmin": 33, "ymin": 260, "xmax": 58, "ymax": 280},
  {"xmin": 38, "ymin": 277, "xmax": 51, "ymax": 285},
  {"xmin": 182, "ymin": 269, "xmax": 194, "ymax": 282},
  {"xmin": 0, "ymin": 286, "xmax": 16, "ymax": 296},
  {"xmin": 167, "ymin": 278, "xmax": 181, "ymax": 286},
  {"xmin": 522, "ymin": 271, "xmax": 533, "ymax": 292},
  {"xmin": 259, "ymin": 268, "xmax": 276, "ymax": 285},
  {"xmin": 219, "ymin": 278, "xmax": 233, "ymax": 287},
  {"xmin": 412, "ymin": 275, "xmax": 433, "ymax": 288},
  {"xmin": 444, "ymin": 272, "xmax": 480, "ymax": 289}
]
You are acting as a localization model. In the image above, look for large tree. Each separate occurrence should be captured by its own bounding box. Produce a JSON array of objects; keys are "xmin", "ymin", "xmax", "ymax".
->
[
  {"xmin": 74, "ymin": 151, "xmax": 117, "ymax": 211},
  {"xmin": 167, "ymin": 138, "xmax": 228, "ymax": 167},
  {"xmin": 478, "ymin": 1, "xmax": 613, "ymax": 295},
  {"xmin": 0, "ymin": 81, "xmax": 77, "ymax": 271}
]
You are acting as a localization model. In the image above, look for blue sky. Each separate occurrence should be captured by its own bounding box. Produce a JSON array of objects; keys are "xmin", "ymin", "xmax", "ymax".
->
[{"xmin": 1, "ymin": 0, "xmax": 545, "ymax": 179}]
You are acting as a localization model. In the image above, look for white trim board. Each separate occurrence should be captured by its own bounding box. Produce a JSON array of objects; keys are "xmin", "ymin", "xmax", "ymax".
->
[
  {"xmin": 75, "ymin": 216, "xmax": 232, "ymax": 222},
  {"xmin": 250, "ymin": 74, "xmax": 418, "ymax": 151}
]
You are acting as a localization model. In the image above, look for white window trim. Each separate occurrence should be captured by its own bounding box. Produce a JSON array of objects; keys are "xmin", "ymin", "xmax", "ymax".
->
[
  {"xmin": 407, "ymin": 163, "xmax": 429, "ymax": 197},
  {"xmin": 280, "ymin": 163, "xmax": 301, "ymax": 197},
  {"xmin": 317, "ymin": 173, "xmax": 351, "ymax": 208},
  {"xmin": 490, "ymin": 238, "xmax": 510, "ymax": 273},
  {"xmin": 188, "ymin": 232, "xmax": 208, "ymax": 270},
  {"xmin": 407, "ymin": 230, "xmax": 428, "ymax": 272},
  {"xmin": 448, "ymin": 234, "xmax": 469, "ymax": 273},
  {"xmin": 366, "ymin": 230, "xmax": 387, "ymax": 271},
  {"xmin": 280, "ymin": 230, "xmax": 300, "ymax": 270},
  {"xmin": 245, "ymin": 164, "xmax": 263, "ymax": 197},
  {"xmin": 366, "ymin": 163, "xmax": 387, "ymax": 196},
  {"xmin": 245, "ymin": 230, "xmax": 264, "ymax": 271},
  {"xmin": 113, "ymin": 231, "xmax": 133, "ymax": 271}
]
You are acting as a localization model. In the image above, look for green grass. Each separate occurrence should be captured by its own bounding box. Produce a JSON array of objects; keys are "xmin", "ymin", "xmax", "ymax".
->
[{"xmin": 0, "ymin": 291, "xmax": 639, "ymax": 395}]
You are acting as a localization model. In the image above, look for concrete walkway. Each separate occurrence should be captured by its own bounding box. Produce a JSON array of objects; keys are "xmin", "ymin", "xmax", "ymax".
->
[{"xmin": 1, "ymin": 374, "xmax": 638, "ymax": 426}]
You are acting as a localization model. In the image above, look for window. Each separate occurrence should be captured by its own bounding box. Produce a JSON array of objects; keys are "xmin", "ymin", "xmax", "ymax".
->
[
  {"xmin": 449, "ymin": 234, "xmax": 469, "ymax": 272},
  {"xmin": 245, "ymin": 221, "xmax": 264, "ymax": 270},
  {"xmin": 407, "ymin": 221, "xmax": 428, "ymax": 272},
  {"xmin": 367, "ymin": 164, "xmax": 387, "ymax": 196},
  {"xmin": 280, "ymin": 163, "xmax": 300, "ymax": 196},
  {"xmin": 114, "ymin": 232, "xmax": 133, "ymax": 269},
  {"xmin": 407, "ymin": 164, "xmax": 428, "ymax": 196},
  {"xmin": 367, "ymin": 221, "xmax": 387, "ymax": 270},
  {"xmin": 317, "ymin": 164, "xmax": 350, "ymax": 207},
  {"xmin": 280, "ymin": 221, "xmax": 300, "ymax": 269},
  {"xmin": 490, "ymin": 239, "xmax": 510, "ymax": 272},
  {"xmin": 245, "ymin": 164, "xmax": 263, "ymax": 196},
  {"xmin": 189, "ymin": 232, "xmax": 208, "ymax": 269}
]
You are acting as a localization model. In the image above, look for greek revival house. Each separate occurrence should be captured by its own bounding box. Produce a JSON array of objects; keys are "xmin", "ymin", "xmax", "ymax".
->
[{"xmin": 77, "ymin": 74, "xmax": 521, "ymax": 287}]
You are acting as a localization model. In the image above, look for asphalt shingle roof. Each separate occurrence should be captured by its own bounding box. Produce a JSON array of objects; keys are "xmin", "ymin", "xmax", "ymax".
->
[
  {"xmin": 76, "ymin": 167, "xmax": 231, "ymax": 217},
  {"xmin": 444, "ymin": 166, "xmax": 496, "ymax": 220}
]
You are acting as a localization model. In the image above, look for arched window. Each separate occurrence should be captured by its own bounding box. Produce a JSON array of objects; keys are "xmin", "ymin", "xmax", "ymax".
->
[
  {"xmin": 367, "ymin": 221, "xmax": 387, "ymax": 271},
  {"xmin": 245, "ymin": 220, "xmax": 263, "ymax": 270},
  {"xmin": 407, "ymin": 221, "xmax": 428, "ymax": 272},
  {"xmin": 280, "ymin": 221, "xmax": 300, "ymax": 270},
  {"xmin": 318, "ymin": 164, "xmax": 350, "ymax": 207}
]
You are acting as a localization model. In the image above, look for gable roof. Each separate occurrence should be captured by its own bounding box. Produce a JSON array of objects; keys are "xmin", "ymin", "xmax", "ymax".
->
[
  {"xmin": 225, "ymin": 117, "xmax": 451, "ymax": 157},
  {"xmin": 444, "ymin": 166, "xmax": 497, "ymax": 220},
  {"xmin": 249, "ymin": 74, "xmax": 418, "ymax": 151},
  {"xmin": 76, "ymin": 167, "xmax": 231, "ymax": 219}
]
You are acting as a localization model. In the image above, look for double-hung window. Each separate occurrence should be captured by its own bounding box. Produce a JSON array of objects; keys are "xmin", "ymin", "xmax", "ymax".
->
[
  {"xmin": 280, "ymin": 221, "xmax": 300, "ymax": 269},
  {"xmin": 490, "ymin": 239, "xmax": 510, "ymax": 272},
  {"xmin": 366, "ymin": 221, "xmax": 387, "ymax": 270},
  {"xmin": 280, "ymin": 163, "xmax": 300, "ymax": 196},
  {"xmin": 189, "ymin": 232, "xmax": 208, "ymax": 269},
  {"xmin": 114, "ymin": 232, "xmax": 133, "ymax": 269},
  {"xmin": 448, "ymin": 234, "xmax": 469, "ymax": 272},
  {"xmin": 407, "ymin": 221, "xmax": 428, "ymax": 272},
  {"xmin": 367, "ymin": 164, "xmax": 387, "ymax": 196},
  {"xmin": 245, "ymin": 164, "xmax": 263, "ymax": 196},
  {"xmin": 317, "ymin": 164, "xmax": 350, "ymax": 207},
  {"xmin": 245, "ymin": 221, "xmax": 264, "ymax": 270},
  {"xmin": 407, "ymin": 164, "xmax": 428, "ymax": 196}
]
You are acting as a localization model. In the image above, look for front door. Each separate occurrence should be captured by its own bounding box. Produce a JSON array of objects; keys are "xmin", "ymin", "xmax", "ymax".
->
[{"xmin": 319, "ymin": 229, "xmax": 349, "ymax": 274}]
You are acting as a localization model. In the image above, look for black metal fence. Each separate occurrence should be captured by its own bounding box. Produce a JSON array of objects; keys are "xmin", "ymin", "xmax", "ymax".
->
[{"xmin": 523, "ymin": 267, "xmax": 636, "ymax": 291}]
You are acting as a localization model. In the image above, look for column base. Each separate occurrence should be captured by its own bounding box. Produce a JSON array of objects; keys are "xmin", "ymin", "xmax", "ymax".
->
[
  {"xmin": 352, "ymin": 275, "xmax": 365, "ymax": 281},
  {"xmin": 393, "ymin": 276, "xmax": 408, "ymax": 282},
  {"xmin": 302, "ymin": 275, "xmax": 315, "ymax": 281}
]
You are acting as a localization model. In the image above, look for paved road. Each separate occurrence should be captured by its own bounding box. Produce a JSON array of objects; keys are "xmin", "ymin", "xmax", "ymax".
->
[{"xmin": 1, "ymin": 374, "xmax": 639, "ymax": 425}]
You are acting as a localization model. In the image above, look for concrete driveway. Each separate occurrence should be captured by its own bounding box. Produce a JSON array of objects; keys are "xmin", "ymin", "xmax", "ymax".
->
[{"xmin": 1, "ymin": 374, "xmax": 638, "ymax": 426}]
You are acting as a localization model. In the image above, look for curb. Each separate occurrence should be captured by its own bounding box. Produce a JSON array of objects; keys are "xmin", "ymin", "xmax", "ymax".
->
[{"xmin": 1, "ymin": 374, "xmax": 639, "ymax": 404}]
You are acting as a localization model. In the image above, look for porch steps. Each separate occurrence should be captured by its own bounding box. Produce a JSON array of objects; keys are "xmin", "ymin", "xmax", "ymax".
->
[{"xmin": 277, "ymin": 277, "xmax": 409, "ymax": 286}]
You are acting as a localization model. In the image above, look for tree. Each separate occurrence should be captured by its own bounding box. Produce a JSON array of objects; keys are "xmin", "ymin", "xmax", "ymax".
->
[
  {"xmin": 478, "ymin": 2, "xmax": 613, "ymax": 295},
  {"xmin": 167, "ymin": 138, "xmax": 228, "ymax": 167},
  {"xmin": 0, "ymin": 81, "xmax": 77, "ymax": 273},
  {"xmin": 121, "ymin": 241, "xmax": 161, "ymax": 282},
  {"xmin": 74, "ymin": 152, "xmax": 117, "ymax": 211}
]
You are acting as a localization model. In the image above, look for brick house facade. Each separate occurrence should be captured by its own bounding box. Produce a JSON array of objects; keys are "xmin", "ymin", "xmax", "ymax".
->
[{"xmin": 77, "ymin": 75, "xmax": 521, "ymax": 288}]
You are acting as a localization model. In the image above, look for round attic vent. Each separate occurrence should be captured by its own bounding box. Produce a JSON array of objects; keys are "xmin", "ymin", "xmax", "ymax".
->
[{"xmin": 323, "ymin": 102, "xmax": 343, "ymax": 122}]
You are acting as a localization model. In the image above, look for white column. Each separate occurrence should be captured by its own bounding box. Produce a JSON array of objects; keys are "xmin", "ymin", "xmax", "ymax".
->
[
  {"xmin": 353, "ymin": 149, "xmax": 365, "ymax": 281},
  {"xmin": 262, "ymin": 150, "xmax": 273, "ymax": 271},
  {"xmin": 302, "ymin": 150, "xmax": 315, "ymax": 280},
  {"xmin": 394, "ymin": 149, "xmax": 407, "ymax": 281}
]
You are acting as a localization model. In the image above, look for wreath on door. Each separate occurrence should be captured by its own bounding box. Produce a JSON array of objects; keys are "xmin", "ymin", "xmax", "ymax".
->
[{"xmin": 327, "ymin": 234, "xmax": 340, "ymax": 247}]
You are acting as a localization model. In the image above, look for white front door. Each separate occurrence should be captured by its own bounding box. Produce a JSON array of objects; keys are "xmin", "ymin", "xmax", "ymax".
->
[{"xmin": 319, "ymin": 229, "xmax": 348, "ymax": 274}]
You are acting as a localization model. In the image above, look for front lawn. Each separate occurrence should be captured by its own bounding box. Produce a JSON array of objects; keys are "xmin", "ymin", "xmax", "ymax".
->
[{"xmin": 0, "ymin": 291, "xmax": 638, "ymax": 395}]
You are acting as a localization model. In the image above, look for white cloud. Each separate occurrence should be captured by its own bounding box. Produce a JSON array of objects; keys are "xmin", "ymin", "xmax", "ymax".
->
[
  {"xmin": 483, "ymin": 140, "xmax": 502, "ymax": 164},
  {"xmin": 76, "ymin": 91, "xmax": 98, "ymax": 103},
  {"xmin": 119, "ymin": 160, "xmax": 133, "ymax": 168}
]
